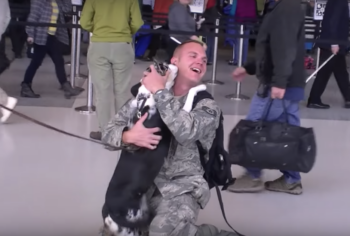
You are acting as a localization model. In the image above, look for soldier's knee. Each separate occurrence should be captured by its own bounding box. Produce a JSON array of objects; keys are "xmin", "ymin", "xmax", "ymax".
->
[
  {"xmin": 148, "ymin": 218, "xmax": 197, "ymax": 236},
  {"xmin": 148, "ymin": 196, "xmax": 199, "ymax": 236}
]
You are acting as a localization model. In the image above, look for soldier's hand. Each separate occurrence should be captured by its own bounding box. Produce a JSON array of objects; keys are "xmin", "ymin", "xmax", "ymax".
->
[
  {"xmin": 142, "ymin": 65, "xmax": 168, "ymax": 94},
  {"xmin": 122, "ymin": 113, "xmax": 162, "ymax": 150}
]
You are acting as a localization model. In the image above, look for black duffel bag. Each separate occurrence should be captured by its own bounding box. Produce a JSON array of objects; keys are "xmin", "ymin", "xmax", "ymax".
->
[{"xmin": 228, "ymin": 99, "xmax": 317, "ymax": 173}]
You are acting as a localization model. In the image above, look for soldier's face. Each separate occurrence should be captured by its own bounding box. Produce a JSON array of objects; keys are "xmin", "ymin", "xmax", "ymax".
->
[{"xmin": 173, "ymin": 42, "xmax": 207, "ymax": 83}]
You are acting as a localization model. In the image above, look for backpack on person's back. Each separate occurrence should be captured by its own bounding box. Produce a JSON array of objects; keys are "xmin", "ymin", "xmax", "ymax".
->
[{"xmin": 192, "ymin": 91, "xmax": 245, "ymax": 236}]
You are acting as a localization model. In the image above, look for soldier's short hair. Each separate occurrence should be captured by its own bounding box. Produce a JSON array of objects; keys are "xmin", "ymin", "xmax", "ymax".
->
[{"xmin": 173, "ymin": 39, "xmax": 204, "ymax": 56}]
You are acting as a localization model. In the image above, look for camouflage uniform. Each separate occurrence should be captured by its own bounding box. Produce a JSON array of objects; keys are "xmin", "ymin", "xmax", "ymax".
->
[
  {"xmin": 102, "ymin": 89, "xmax": 221, "ymax": 236},
  {"xmin": 0, "ymin": 87, "xmax": 8, "ymax": 117}
]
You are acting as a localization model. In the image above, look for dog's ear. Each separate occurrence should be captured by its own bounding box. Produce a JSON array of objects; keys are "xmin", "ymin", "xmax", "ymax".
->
[{"xmin": 130, "ymin": 82, "xmax": 142, "ymax": 97}]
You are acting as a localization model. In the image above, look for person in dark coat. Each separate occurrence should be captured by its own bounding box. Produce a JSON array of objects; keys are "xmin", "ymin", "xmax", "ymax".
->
[
  {"xmin": 307, "ymin": 0, "xmax": 350, "ymax": 109},
  {"xmin": 228, "ymin": 0, "xmax": 306, "ymax": 195}
]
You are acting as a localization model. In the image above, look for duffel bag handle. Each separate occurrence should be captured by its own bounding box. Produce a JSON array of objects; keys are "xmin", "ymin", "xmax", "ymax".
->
[{"xmin": 256, "ymin": 98, "xmax": 289, "ymax": 129}]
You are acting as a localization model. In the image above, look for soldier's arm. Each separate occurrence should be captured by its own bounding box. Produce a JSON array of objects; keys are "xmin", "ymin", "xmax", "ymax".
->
[
  {"xmin": 101, "ymin": 99, "xmax": 139, "ymax": 151},
  {"xmin": 154, "ymin": 89, "xmax": 220, "ymax": 146}
]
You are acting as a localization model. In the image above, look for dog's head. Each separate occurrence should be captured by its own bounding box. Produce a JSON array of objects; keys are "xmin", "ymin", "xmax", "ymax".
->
[{"xmin": 146, "ymin": 60, "xmax": 178, "ymax": 90}]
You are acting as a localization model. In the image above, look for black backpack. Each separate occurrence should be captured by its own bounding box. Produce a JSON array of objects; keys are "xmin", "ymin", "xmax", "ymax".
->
[
  {"xmin": 192, "ymin": 91, "xmax": 245, "ymax": 236},
  {"xmin": 192, "ymin": 91, "xmax": 233, "ymax": 189}
]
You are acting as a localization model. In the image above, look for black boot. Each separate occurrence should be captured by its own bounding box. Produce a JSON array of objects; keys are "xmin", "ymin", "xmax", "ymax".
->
[
  {"xmin": 20, "ymin": 83, "xmax": 41, "ymax": 98},
  {"xmin": 61, "ymin": 81, "xmax": 84, "ymax": 99}
]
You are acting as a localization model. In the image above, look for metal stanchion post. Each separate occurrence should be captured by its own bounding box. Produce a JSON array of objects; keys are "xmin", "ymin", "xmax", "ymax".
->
[
  {"xmin": 75, "ymin": 74, "xmax": 96, "ymax": 114},
  {"xmin": 75, "ymin": 33, "xmax": 96, "ymax": 114},
  {"xmin": 74, "ymin": 9, "xmax": 87, "ymax": 79},
  {"xmin": 203, "ymin": 18, "xmax": 224, "ymax": 85},
  {"xmin": 69, "ymin": 6, "xmax": 77, "ymax": 87},
  {"xmin": 225, "ymin": 24, "xmax": 250, "ymax": 100}
]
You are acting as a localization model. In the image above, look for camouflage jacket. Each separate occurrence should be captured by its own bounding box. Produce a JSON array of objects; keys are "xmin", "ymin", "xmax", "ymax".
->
[{"xmin": 102, "ymin": 89, "xmax": 221, "ymax": 209}]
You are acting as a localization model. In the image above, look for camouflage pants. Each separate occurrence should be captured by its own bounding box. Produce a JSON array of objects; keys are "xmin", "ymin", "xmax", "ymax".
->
[
  {"xmin": 100, "ymin": 188, "xmax": 240, "ymax": 236},
  {"xmin": 146, "ymin": 191, "xmax": 200, "ymax": 236},
  {"xmin": 0, "ymin": 86, "xmax": 8, "ymax": 117},
  {"xmin": 144, "ymin": 188, "xmax": 240, "ymax": 236}
]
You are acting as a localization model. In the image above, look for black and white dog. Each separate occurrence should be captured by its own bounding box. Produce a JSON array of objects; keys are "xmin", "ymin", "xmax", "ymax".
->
[{"xmin": 102, "ymin": 61, "xmax": 207, "ymax": 236}]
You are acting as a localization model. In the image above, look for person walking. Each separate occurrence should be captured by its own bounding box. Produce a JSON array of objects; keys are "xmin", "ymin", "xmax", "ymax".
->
[
  {"xmin": 307, "ymin": 0, "xmax": 350, "ymax": 109},
  {"xmin": 228, "ymin": 0, "xmax": 306, "ymax": 195},
  {"xmin": 21, "ymin": 0, "xmax": 84, "ymax": 99}
]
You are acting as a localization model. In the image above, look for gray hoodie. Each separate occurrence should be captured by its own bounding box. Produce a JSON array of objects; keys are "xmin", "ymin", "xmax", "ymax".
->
[{"xmin": 168, "ymin": 1, "xmax": 196, "ymax": 43}]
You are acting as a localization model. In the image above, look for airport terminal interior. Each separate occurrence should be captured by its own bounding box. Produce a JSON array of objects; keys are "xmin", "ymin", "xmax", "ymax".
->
[{"xmin": 0, "ymin": 35, "xmax": 349, "ymax": 236}]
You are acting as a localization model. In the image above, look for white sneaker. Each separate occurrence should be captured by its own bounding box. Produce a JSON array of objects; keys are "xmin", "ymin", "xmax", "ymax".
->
[{"xmin": 0, "ymin": 97, "xmax": 18, "ymax": 123}]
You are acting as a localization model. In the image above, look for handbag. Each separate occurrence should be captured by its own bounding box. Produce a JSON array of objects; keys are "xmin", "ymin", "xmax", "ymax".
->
[{"xmin": 228, "ymin": 99, "xmax": 317, "ymax": 173}]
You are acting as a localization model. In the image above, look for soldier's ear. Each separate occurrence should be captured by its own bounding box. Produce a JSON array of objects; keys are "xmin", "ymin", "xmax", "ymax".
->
[{"xmin": 171, "ymin": 57, "xmax": 178, "ymax": 65}]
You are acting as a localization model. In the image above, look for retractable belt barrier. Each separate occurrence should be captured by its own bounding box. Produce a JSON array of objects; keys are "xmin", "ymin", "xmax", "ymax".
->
[{"xmin": 4, "ymin": 6, "xmax": 348, "ymax": 125}]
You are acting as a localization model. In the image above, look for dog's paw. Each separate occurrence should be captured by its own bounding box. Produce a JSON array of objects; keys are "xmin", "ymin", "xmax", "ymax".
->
[
  {"xmin": 105, "ymin": 215, "xmax": 120, "ymax": 234},
  {"xmin": 191, "ymin": 84, "xmax": 207, "ymax": 94},
  {"xmin": 104, "ymin": 216, "xmax": 137, "ymax": 236},
  {"xmin": 189, "ymin": 84, "xmax": 207, "ymax": 96},
  {"xmin": 182, "ymin": 84, "xmax": 207, "ymax": 112}
]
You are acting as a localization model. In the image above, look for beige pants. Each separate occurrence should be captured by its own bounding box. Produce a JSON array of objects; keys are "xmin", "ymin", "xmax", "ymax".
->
[{"xmin": 87, "ymin": 42, "xmax": 134, "ymax": 130}]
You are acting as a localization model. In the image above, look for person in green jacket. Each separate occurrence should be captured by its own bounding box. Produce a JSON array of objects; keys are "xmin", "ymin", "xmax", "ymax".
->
[{"xmin": 80, "ymin": 0, "xmax": 144, "ymax": 141}]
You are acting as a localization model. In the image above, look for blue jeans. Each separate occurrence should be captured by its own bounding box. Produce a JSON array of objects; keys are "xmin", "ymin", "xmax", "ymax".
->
[
  {"xmin": 233, "ymin": 29, "xmax": 250, "ymax": 64},
  {"xmin": 245, "ymin": 93, "xmax": 302, "ymax": 183}
]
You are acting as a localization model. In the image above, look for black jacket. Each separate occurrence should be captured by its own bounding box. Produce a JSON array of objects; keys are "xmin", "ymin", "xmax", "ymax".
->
[
  {"xmin": 244, "ymin": 0, "xmax": 305, "ymax": 89},
  {"xmin": 317, "ymin": 0, "xmax": 349, "ymax": 54}
]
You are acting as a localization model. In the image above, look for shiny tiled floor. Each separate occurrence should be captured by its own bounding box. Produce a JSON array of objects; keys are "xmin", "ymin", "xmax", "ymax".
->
[{"xmin": 1, "ymin": 55, "xmax": 350, "ymax": 236}]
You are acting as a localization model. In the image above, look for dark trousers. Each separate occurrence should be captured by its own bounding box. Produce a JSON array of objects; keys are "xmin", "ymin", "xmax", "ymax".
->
[
  {"xmin": 0, "ymin": 35, "xmax": 8, "ymax": 61},
  {"xmin": 203, "ymin": 6, "xmax": 220, "ymax": 63},
  {"xmin": 22, "ymin": 34, "xmax": 67, "ymax": 85},
  {"xmin": 141, "ymin": 4, "xmax": 160, "ymax": 59},
  {"xmin": 147, "ymin": 33, "xmax": 161, "ymax": 58},
  {"xmin": 308, "ymin": 49, "xmax": 350, "ymax": 103},
  {"xmin": 9, "ymin": 18, "xmax": 27, "ymax": 56},
  {"xmin": 166, "ymin": 38, "xmax": 179, "ymax": 63},
  {"xmin": 0, "ymin": 35, "xmax": 10, "ymax": 74}
]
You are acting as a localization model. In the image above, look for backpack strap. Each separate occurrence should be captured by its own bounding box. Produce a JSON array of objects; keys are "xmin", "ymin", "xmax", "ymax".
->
[
  {"xmin": 192, "ymin": 91, "xmax": 245, "ymax": 236},
  {"xmin": 213, "ymin": 181, "xmax": 245, "ymax": 236}
]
